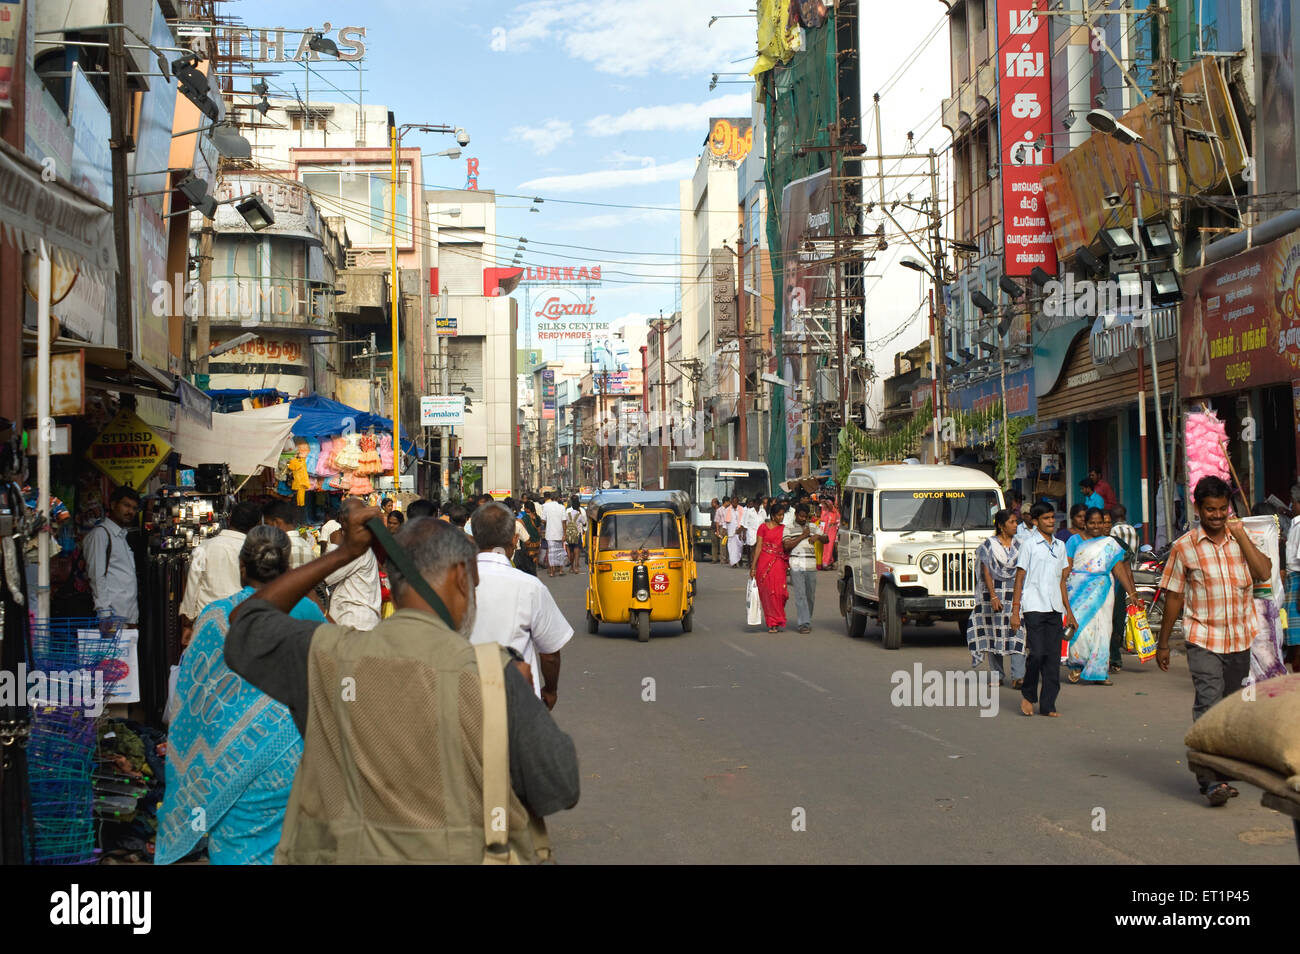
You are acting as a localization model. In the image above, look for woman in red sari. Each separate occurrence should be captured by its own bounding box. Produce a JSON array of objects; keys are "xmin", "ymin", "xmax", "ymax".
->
[
  {"xmin": 819, "ymin": 495, "xmax": 840, "ymax": 570},
  {"xmin": 751, "ymin": 501, "xmax": 790, "ymax": 632}
]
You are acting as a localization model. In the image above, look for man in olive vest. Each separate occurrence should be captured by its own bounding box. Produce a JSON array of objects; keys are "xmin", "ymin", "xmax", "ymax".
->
[{"xmin": 226, "ymin": 499, "xmax": 579, "ymax": 864}]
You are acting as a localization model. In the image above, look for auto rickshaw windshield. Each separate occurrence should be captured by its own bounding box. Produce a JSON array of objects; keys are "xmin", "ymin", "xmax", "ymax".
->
[{"xmin": 597, "ymin": 512, "xmax": 681, "ymax": 551}]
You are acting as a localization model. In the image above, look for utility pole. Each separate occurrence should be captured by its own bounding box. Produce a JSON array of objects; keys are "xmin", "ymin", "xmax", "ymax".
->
[
  {"xmin": 194, "ymin": 222, "xmax": 214, "ymax": 380},
  {"xmin": 1156, "ymin": 0, "xmax": 1178, "ymax": 539},
  {"xmin": 657, "ymin": 314, "xmax": 669, "ymax": 488},
  {"xmin": 736, "ymin": 236, "xmax": 748, "ymax": 460},
  {"xmin": 107, "ymin": 0, "xmax": 133, "ymax": 353}
]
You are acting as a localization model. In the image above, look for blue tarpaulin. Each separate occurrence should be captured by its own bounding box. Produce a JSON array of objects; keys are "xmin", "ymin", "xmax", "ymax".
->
[
  {"xmin": 287, "ymin": 394, "xmax": 419, "ymax": 456},
  {"xmin": 204, "ymin": 388, "xmax": 288, "ymax": 413}
]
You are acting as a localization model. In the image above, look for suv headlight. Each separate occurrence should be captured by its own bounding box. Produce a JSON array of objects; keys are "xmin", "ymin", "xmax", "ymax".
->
[{"xmin": 918, "ymin": 553, "xmax": 940, "ymax": 575}]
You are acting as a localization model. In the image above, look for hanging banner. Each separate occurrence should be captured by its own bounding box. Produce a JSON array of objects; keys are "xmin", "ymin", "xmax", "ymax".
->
[
  {"xmin": 86, "ymin": 408, "xmax": 173, "ymax": 489},
  {"xmin": 995, "ymin": 0, "xmax": 1056, "ymax": 277}
]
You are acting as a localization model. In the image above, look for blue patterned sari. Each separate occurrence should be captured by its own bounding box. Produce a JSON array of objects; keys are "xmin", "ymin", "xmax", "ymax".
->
[
  {"xmin": 1065, "ymin": 536, "xmax": 1125, "ymax": 682},
  {"xmin": 156, "ymin": 587, "xmax": 324, "ymax": 865}
]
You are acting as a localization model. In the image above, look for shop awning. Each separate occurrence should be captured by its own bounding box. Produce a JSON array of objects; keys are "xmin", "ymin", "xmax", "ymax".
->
[
  {"xmin": 22, "ymin": 332, "xmax": 179, "ymax": 403},
  {"xmin": 0, "ymin": 139, "xmax": 116, "ymax": 277},
  {"xmin": 172, "ymin": 403, "xmax": 300, "ymax": 476}
]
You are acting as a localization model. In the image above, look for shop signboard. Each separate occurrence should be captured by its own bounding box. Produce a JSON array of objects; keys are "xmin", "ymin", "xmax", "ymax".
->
[
  {"xmin": 68, "ymin": 63, "xmax": 112, "ymax": 205},
  {"xmin": 542, "ymin": 369, "xmax": 556, "ymax": 421},
  {"xmin": 86, "ymin": 408, "xmax": 173, "ymax": 489},
  {"xmin": 951, "ymin": 366, "xmax": 1036, "ymax": 418},
  {"xmin": 1180, "ymin": 229, "xmax": 1300, "ymax": 398},
  {"xmin": 1088, "ymin": 306, "xmax": 1178, "ymax": 372},
  {"xmin": 131, "ymin": 200, "xmax": 170, "ymax": 373},
  {"xmin": 706, "ymin": 117, "xmax": 754, "ymax": 163},
  {"xmin": 995, "ymin": 0, "xmax": 1056, "ymax": 277},
  {"xmin": 130, "ymin": 5, "xmax": 179, "ymax": 216},
  {"xmin": 420, "ymin": 395, "xmax": 465, "ymax": 426}
]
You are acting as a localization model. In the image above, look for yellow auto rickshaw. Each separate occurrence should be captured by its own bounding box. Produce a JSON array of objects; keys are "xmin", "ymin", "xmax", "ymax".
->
[{"xmin": 585, "ymin": 491, "xmax": 697, "ymax": 642}]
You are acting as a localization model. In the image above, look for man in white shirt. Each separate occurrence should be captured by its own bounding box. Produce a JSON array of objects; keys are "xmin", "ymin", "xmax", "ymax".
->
[
  {"xmin": 468, "ymin": 503, "xmax": 573, "ymax": 708},
  {"xmin": 179, "ymin": 500, "xmax": 263, "ymax": 640},
  {"xmin": 321, "ymin": 499, "xmax": 382, "ymax": 631},
  {"xmin": 541, "ymin": 492, "xmax": 567, "ymax": 579},
  {"xmin": 1010, "ymin": 503, "xmax": 1078, "ymax": 717},
  {"xmin": 740, "ymin": 499, "xmax": 762, "ymax": 569},
  {"xmin": 263, "ymin": 500, "xmax": 315, "ymax": 569},
  {"xmin": 784, "ymin": 502, "xmax": 828, "ymax": 634},
  {"xmin": 84, "ymin": 486, "xmax": 140, "ymax": 627}
]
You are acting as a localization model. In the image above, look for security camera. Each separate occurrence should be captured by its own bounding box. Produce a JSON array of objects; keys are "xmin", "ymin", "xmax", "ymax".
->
[
  {"xmin": 455, "ymin": 127, "xmax": 471, "ymax": 147},
  {"xmin": 1104, "ymin": 192, "xmax": 1122, "ymax": 208}
]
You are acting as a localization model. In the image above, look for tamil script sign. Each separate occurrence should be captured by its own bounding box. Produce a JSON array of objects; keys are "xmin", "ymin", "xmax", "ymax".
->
[
  {"xmin": 706, "ymin": 118, "xmax": 754, "ymax": 163},
  {"xmin": 86, "ymin": 408, "xmax": 172, "ymax": 489},
  {"xmin": 1180, "ymin": 229, "xmax": 1300, "ymax": 398},
  {"xmin": 996, "ymin": 0, "xmax": 1056, "ymax": 277},
  {"xmin": 420, "ymin": 395, "xmax": 465, "ymax": 426}
]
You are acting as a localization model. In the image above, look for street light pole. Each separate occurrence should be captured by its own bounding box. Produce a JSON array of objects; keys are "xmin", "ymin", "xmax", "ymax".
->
[{"xmin": 389, "ymin": 119, "xmax": 401, "ymax": 491}]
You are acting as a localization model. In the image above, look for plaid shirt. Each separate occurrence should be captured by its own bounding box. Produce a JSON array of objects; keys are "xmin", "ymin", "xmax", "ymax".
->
[{"xmin": 1159, "ymin": 528, "xmax": 1256, "ymax": 654}]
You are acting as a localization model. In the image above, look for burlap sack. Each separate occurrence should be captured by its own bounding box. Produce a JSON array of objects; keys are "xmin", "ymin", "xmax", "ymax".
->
[{"xmin": 1183, "ymin": 673, "xmax": 1300, "ymax": 791}]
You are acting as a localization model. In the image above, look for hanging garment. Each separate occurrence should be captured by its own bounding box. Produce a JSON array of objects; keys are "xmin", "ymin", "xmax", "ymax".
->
[
  {"xmin": 377, "ymin": 433, "xmax": 395, "ymax": 472},
  {"xmin": 287, "ymin": 458, "xmax": 310, "ymax": 506}
]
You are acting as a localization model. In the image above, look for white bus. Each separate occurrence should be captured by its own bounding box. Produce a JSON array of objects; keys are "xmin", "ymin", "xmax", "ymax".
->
[{"xmin": 667, "ymin": 460, "xmax": 771, "ymax": 561}]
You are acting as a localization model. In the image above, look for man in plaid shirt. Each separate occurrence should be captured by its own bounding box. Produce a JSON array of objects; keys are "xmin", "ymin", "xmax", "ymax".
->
[{"xmin": 1157, "ymin": 476, "xmax": 1273, "ymax": 806}]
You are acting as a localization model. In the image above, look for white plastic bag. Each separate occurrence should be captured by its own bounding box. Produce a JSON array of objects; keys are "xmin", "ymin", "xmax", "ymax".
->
[{"xmin": 746, "ymin": 578, "xmax": 764, "ymax": 626}]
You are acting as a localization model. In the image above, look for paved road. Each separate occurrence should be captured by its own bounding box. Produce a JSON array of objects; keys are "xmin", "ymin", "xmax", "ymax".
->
[{"xmin": 535, "ymin": 559, "xmax": 1297, "ymax": 864}]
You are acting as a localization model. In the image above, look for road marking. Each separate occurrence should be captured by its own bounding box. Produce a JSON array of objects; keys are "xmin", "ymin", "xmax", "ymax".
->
[
  {"xmin": 886, "ymin": 718, "xmax": 958, "ymax": 750},
  {"xmin": 782, "ymin": 671, "xmax": 829, "ymax": 694},
  {"xmin": 721, "ymin": 639, "xmax": 755, "ymax": 657}
]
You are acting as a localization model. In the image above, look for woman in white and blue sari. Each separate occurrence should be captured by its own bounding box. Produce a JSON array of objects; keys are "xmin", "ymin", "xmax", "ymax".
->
[
  {"xmin": 156, "ymin": 525, "xmax": 326, "ymax": 865},
  {"xmin": 1065, "ymin": 508, "xmax": 1141, "ymax": 685},
  {"xmin": 968, "ymin": 509, "xmax": 1026, "ymax": 686}
]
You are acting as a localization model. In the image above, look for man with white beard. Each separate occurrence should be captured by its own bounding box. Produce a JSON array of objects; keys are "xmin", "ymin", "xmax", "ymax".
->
[{"xmin": 225, "ymin": 506, "xmax": 579, "ymax": 863}]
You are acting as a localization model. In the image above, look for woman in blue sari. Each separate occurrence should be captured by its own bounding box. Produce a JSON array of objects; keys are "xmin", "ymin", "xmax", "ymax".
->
[
  {"xmin": 157, "ymin": 525, "xmax": 326, "ymax": 865},
  {"xmin": 1065, "ymin": 508, "xmax": 1141, "ymax": 685}
]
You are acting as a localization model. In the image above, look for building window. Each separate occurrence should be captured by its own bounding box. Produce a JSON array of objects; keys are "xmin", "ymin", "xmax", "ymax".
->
[{"xmin": 299, "ymin": 163, "xmax": 411, "ymax": 248}]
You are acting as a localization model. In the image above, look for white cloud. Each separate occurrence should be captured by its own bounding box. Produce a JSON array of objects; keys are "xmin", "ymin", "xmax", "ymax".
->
[
  {"xmin": 509, "ymin": 119, "xmax": 574, "ymax": 156},
  {"xmin": 587, "ymin": 92, "xmax": 752, "ymax": 137},
  {"xmin": 519, "ymin": 157, "xmax": 697, "ymax": 193},
  {"xmin": 489, "ymin": 0, "xmax": 754, "ymax": 77}
]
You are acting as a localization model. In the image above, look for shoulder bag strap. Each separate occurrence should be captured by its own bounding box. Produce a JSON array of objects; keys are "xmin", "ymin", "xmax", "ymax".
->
[
  {"xmin": 365, "ymin": 517, "xmax": 456, "ymax": 630},
  {"xmin": 474, "ymin": 642, "xmax": 512, "ymax": 864}
]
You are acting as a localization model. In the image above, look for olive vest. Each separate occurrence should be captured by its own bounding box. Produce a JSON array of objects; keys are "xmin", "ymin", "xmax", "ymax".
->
[{"xmin": 274, "ymin": 609, "xmax": 549, "ymax": 864}]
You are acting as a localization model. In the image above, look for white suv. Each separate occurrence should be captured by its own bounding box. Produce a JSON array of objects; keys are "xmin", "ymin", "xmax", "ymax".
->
[{"xmin": 836, "ymin": 464, "xmax": 1003, "ymax": 649}]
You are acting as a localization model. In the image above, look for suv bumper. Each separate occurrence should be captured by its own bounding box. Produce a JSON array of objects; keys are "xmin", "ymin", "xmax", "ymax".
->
[{"xmin": 898, "ymin": 595, "xmax": 974, "ymax": 614}]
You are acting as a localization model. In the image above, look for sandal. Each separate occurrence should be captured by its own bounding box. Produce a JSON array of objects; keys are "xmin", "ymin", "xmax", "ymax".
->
[
  {"xmin": 1205, "ymin": 782, "xmax": 1231, "ymax": 807},
  {"xmin": 1067, "ymin": 671, "xmax": 1081, "ymax": 684},
  {"xmin": 1010, "ymin": 679, "xmax": 1024, "ymax": 690},
  {"xmin": 767, "ymin": 627, "xmax": 779, "ymax": 634}
]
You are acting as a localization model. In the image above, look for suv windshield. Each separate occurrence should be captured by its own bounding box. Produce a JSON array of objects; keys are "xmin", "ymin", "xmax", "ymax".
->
[
  {"xmin": 879, "ymin": 490, "xmax": 1000, "ymax": 532},
  {"xmin": 695, "ymin": 468, "xmax": 769, "ymax": 505}
]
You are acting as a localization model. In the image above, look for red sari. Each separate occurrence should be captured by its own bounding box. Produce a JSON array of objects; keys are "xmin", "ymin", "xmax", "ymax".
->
[{"xmin": 753, "ymin": 522, "xmax": 789, "ymax": 628}]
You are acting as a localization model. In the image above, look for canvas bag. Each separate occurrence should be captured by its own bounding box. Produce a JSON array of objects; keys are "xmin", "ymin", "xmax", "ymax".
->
[
  {"xmin": 475, "ymin": 642, "xmax": 554, "ymax": 864},
  {"xmin": 1184, "ymin": 672, "xmax": 1300, "ymax": 792}
]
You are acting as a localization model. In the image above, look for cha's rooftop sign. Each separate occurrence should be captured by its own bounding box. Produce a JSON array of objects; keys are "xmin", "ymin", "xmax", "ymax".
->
[{"xmin": 189, "ymin": 23, "xmax": 367, "ymax": 62}]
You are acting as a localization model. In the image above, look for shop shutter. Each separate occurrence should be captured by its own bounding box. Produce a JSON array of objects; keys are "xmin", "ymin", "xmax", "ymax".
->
[
  {"xmin": 439, "ymin": 245, "xmax": 484, "ymax": 296},
  {"xmin": 447, "ymin": 338, "xmax": 484, "ymax": 396}
]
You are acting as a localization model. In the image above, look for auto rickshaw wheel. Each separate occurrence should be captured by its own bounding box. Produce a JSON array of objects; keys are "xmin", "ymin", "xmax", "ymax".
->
[
  {"xmin": 635, "ymin": 610, "xmax": 651, "ymax": 642},
  {"xmin": 681, "ymin": 608, "xmax": 694, "ymax": 633},
  {"xmin": 586, "ymin": 611, "xmax": 599, "ymax": 634}
]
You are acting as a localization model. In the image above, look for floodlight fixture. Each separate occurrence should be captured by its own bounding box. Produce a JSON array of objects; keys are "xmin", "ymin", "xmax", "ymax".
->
[
  {"xmin": 970, "ymin": 290, "xmax": 998, "ymax": 313},
  {"xmin": 307, "ymin": 32, "xmax": 340, "ymax": 57},
  {"xmin": 1100, "ymin": 226, "xmax": 1140, "ymax": 259},
  {"xmin": 998, "ymin": 275, "xmax": 1025, "ymax": 299},
  {"xmin": 1029, "ymin": 266, "xmax": 1055, "ymax": 288},
  {"xmin": 251, "ymin": 78, "xmax": 269, "ymax": 97},
  {"xmin": 1150, "ymin": 270, "xmax": 1182, "ymax": 306},
  {"xmin": 1073, "ymin": 246, "xmax": 1107, "ymax": 277},
  {"xmin": 1087, "ymin": 108, "xmax": 1142, "ymax": 145},
  {"xmin": 1142, "ymin": 221, "xmax": 1179, "ymax": 256},
  {"xmin": 235, "ymin": 194, "xmax": 275, "ymax": 231}
]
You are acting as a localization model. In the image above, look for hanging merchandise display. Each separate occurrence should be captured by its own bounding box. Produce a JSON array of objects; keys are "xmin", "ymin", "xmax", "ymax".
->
[{"xmin": 1184, "ymin": 410, "xmax": 1230, "ymax": 492}]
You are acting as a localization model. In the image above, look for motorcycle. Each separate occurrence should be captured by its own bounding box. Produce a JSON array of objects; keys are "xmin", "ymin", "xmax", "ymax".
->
[{"xmin": 1132, "ymin": 544, "xmax": 1180, "ymax": 636}]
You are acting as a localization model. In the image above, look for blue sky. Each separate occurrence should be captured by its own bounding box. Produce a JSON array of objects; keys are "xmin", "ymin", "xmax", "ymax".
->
[{"xmin": 237, "ymin": 2, "xmax": 950, "ymax": 387}]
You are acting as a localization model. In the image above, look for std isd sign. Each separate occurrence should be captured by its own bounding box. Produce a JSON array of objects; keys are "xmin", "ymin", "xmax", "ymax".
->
[{"xmin": 86, "ymin": 408, "xmax": 172, "ymax": 488}]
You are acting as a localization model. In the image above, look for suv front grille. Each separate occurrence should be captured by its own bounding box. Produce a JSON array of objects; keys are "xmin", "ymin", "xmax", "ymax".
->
[{"xmin": 942, "ymin": 552, "xmax": 978, "ymax": 594}]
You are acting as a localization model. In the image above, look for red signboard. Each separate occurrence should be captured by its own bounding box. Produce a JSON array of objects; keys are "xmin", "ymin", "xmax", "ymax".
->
[{"xmin": 996, "ymin": 0, "xmax": 1056, "ymax": 277}]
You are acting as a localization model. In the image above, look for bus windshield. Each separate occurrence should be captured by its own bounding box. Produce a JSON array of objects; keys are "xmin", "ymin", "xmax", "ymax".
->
[
  {"xmin": 879, "ymin": 490, "xmax": 1000, "ymax": 532},
  {"xmin": 696, "ymin": 467, "xmax": 769, "ymax": 505}
]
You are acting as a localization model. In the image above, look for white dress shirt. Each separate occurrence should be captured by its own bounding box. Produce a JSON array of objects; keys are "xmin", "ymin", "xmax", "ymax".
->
[
  {"xmin": 179, "ymin": 529, "xmax": 246, "ymax": 620},
  {"xmin": 1014, "ymin": 531, "xmax": 1070, "ymax": 614},
  {"xmin": 740, "ymin": 506, "xmax": 761, "ymax": 546},
  {"xmin": 287, "ymin": 531, "xmax": 315, "ymax": 570},
  {"xmin": 324, "ymin": 545, "xmax": 382, "ymax": 631},
  {"xmin": 542, "ymin": 500, "xmax": 567, "ymax": 542},
  {"xmin": 83, "ymin": 518, "xmax": 138, "ymax": 623},
  {"xmin": 1287, "ymin": 514, "xmax": 1300, "ymax": 572},
  {"xmin": 469, "ymin": 551, "xmax": 574, "ymax": 697}
]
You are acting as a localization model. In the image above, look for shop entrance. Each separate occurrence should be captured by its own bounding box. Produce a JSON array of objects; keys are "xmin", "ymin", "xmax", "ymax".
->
[{"xmin": 1260, "ymin": 385, "xmax": 1297, "ymax": 502}]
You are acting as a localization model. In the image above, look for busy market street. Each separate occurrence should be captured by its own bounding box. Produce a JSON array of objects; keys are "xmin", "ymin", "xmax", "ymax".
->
[
  {"xmin": 539, "ymin": 559, "xmax": 1298, "ymax": 865},
  {"xmin": 3, "ymin": 0, "xmax": 1300, "ymax": 902}
]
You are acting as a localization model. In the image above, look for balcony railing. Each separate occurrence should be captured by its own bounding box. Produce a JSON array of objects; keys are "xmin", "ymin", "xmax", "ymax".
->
[{"xmin": 202, "ymin": 276, "xmax": 338, "ymax": 328}]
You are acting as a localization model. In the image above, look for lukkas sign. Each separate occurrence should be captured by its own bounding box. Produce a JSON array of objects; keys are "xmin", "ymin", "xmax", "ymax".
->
[
  {"xmin": 87, "ymin": 409, "xmax": 172, "ymax": 489},
  {"xmin": 995, "ymin": 0, "xmax": 1056, "ymax": 277},
  {"xmin": 1181, "ymin": 229, "xmax": 1300, "ymax": 398},
  {"xmin": 520, "ymin": 265, "xmax": 603, "ymax": 283},
  {"xmin": 208, "ymin": 24, "xmax": 366, "ymax": 61}
]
